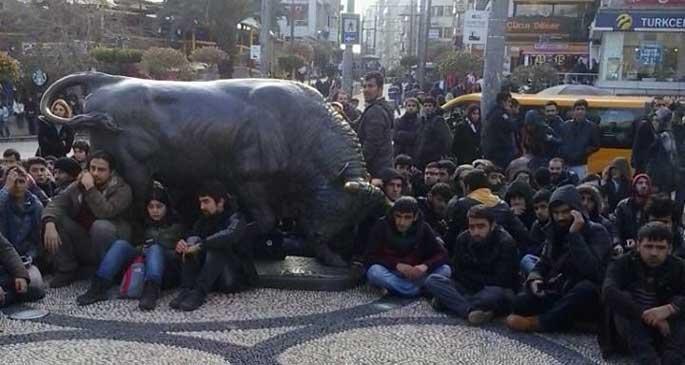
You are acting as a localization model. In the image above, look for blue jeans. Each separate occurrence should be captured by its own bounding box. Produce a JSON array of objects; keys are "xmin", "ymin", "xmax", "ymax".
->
[
  {"xmin": 366, "ymin": 263, "xmax": 452, "ymax": 297},
  {"xmin": 520, "ymin": 254, "xmax": 540, "ymax": 275},
  {"xmin": 424, "ymin": 273, "xmax": 509, "ymax": 318},
  {"xmin": 96, "ymin": 240, "xmax": 166, "ymax": 284}
]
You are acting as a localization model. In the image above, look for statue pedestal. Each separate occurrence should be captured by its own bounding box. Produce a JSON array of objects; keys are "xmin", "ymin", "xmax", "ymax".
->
[{"xmin": 255, "ymin": 256, "xmax": 362, "ymax": 291}]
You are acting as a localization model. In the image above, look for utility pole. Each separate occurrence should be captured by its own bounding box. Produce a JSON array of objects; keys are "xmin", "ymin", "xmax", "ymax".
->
[
  {"xmin": 408, "ymin": 0, "xmax": 415, "ymax": 57},
  {"xmin": 342, "ymin": 0, "xmax": 355, "ymax": 96},
  {"xmin": 480, "ymin": 0, "xmax": 507, "ymax": 122},
  {"xmin": 260, "ymin": 0, "xmax": 271, "ymax": 76},
  {"xmin": 416, "ymin": 0, "xmax": 431, "ymax": 88},
  {"xmin": 373, "ymin": 10, "xmax": 378, "ymax": 54}
]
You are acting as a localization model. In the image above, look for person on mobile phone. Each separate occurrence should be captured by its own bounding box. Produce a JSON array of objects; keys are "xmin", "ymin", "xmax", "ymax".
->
[
  {"xmin": 506, "ymin": 185, "xmax": 611, "ymax": 333},
  {"xmin": 0, "ymin": 166, "xmax": 43, "ymax": 262}
]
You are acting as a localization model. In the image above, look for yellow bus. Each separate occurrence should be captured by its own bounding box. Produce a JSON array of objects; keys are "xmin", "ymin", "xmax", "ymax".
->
[{"xmin": 442, "ymin": 93, "xmax": 653, "ymax": 173}]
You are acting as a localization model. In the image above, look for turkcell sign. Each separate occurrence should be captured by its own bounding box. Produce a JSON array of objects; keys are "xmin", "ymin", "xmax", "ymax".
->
[{"xmin": 596, "ymin": 11, "xmax": 685, "ymax": 31}]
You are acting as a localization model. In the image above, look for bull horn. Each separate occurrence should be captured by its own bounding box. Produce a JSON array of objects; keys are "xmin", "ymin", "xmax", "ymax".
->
[{"xmin": 39, "ymin": 72, "xmax": 122, "ymax": 125}]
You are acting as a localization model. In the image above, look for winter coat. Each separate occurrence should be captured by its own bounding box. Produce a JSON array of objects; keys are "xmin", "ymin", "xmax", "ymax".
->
[
  {"xmin": 613, "ymin": 197, "xmax": 644, "ymax": 246},
  {"xmin": 558, "ymin": 119, "xmax": 600, "ymax": 166},
  {"xmin": 418, "ymin": 197, "xmax": 448, "ymax": 240},
  {"xmin": 414, "ymin": 112, "xmax": 453, "ymax": 169},
  {"xmin": 451, "ymin": 226, "xmax": 519, "ymax": 292},
  {"xmin": 482, "ymin": 106, "xmax": 520, "ymax": 169},
  {"xmin": 143, "ymin": 219, "xmax": 185, "ymax": 251},
  {"xmin": 646, "ymin": 129, "xmax": 680, "ymax": 192},
  {"xmin": 37, "ymin": 120, "xmax": 75, "ymax": 158},
  {"xmin": 576, "ymin": 183, "xmax": 618, "ymax": 243},
  {"xmin": 599, "ymin": 252, "xmax": 685, "ymax": 357},
  {"xmin": 358, "ymin": 98, "xmax": 395, "ymax": 177},
  {"xmin": 393, "ymin": 112, "xmax": 421, "ymax": 157},
  {"xmin": 631, "ymin": 119, "xmax": 656, "ymax": 173},
  {"xmin": 0, "ymin": 188, "xmax": 42, "ymax": 258},
  {"xmin": 446, "ymin": 188, "xmax": 533, "ymax": 256},
  {"xmin": 0, "ymin": 232, "xmax": 29, "ymax": 280},
  {"xmin": 504, "ymin": 180, "xmax": 536, "ymax": 230},
  {"xmin": 365, "ymin": 211, "xmax": 448, "ymax": 271},
  {"xmin": 42, "ymin": 171, "xmax": 133, "ymax": 236},
  {"xmin": 528, "ymin": 185, "xmax": 611, "ymax": 291},
  {"xmin": 451, "ymin": 117, "xmax": 482, "ymax": 166},
  {"xmin": 603, "ymin": 178, "xmax": 630, "ymax": 213}
]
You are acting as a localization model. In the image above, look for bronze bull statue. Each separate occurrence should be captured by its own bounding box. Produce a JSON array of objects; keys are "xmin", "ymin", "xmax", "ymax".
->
[{"xmin": 40, "ymin": 72, "xmax": 383, "ymax": 266}]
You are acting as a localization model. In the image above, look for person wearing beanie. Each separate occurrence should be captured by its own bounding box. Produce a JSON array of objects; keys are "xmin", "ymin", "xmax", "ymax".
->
[
  {"xmin": 53, "ymin": 157, "xmax": 82, "ymax": 195},
  {"xmin": 77, "ymin": 182, "xmax": 185, "ymax": 310},
  {"xmin": 365, "ymin": 196, "xmax": 450, "ymax": 297},
  {"xmin": 614, "ymin": 174, "xmax": 653, "ymax": 254}
]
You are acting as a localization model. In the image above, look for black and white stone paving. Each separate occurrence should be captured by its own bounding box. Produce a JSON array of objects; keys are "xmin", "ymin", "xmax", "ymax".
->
[{"xmin": 1, "ymin": 282, "xmax": 633, "ymax": 364}]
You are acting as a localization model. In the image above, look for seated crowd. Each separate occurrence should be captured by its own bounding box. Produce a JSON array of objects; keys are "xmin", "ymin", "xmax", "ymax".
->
[{"xmin": 0, "ymin": 75, "xmax": 683, "ymax": 365}]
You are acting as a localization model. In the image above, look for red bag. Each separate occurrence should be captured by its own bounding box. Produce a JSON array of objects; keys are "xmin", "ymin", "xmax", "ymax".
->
[{"xmin": 119, "ymin": 256, "xmax": 146, "ymax": 298}]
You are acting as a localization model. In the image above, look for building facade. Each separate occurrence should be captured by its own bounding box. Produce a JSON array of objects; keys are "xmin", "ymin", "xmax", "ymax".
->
[
  {"xmin": 592, "ymin": 0, "xmax": 685, "ymax": 95},
  {"xmin": 277, "ymin": 0, "xmax": 340, "ymax": 44}
]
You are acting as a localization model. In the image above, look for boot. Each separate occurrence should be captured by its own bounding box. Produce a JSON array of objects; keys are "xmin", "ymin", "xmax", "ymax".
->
[
  {"xmin": 169, "ymin": 288, "xmax": 189, "ymax": 310},
  {"xmin": 138, "ymin": 281, "xmax": 161, "ymax": 311},
  {"xmin": 467, "ymin": 310, "xmax": 494, "ymax": 326},
  {"xmin": 506, "ymin": 314, "xmax": 541, "ymax": 332},
  {"xmin": 76, "ymin": 277, "xmax": 111, "ymax": 306},
  {"xmin": 50, "ymin": 270, "xmax": 79, "ymax": 288},
  {"xmin": 179, "ymin": 289, "xmax": 206, "ymax": 312}
]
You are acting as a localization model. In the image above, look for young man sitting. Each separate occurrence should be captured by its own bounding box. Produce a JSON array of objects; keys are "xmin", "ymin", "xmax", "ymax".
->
[
  {"xmin": 614, "ymin": 174, "xmax": 652, "ymax": 255},
  {"xmin": 643, "ymin": 194, "xmax": 685, "ymax": 258},
  {"xmin": 424, "ymin": 205, "xmax": 518, "ymax": 325},
  {"xmin": 601, "ymin": 222, "xmax": 685, "ymax": 364},
  {"xmin": 26, "ymin": 157, "xmax": 56, "ymax": 199},
  {"xmin": 412, "ymin": 161, "xmax": 441, "ymax": 198},
  {"xmin": 0, "ymin": 232, "xmax": 44, "ymax": 308},
  {"xmin": 507, "ymin": 185, "xmax": 611, "ymax": 333},
  {"xmin": 42, "ymin": 151, "xmax": 133, "ymax": 287},
  {"xmin": 365, "ymin": 196, "xmax": 450, "ymax": 297},
  {"xmin": 71, "ymin": 140, "xmax": 90, "ymax": 170},
  {"xmin": 52, "ymin": 157, "xmax": 82, "ymax": 195},
  {"xmin": 0, "ymin": 167, "xmax": 43, "ymax": 261},
  {"xmin": 380, "ymin": 168, "xmax": 405, "ymax": 205},
  {"xmin": 418, "ymin": 182, "xmax": 453, "ymax": 240},
  {"xmin": 521, "ymin": 189, "xmax": 552, "ymax": 274},
  {"xmin": 170, "ymin": 181, "xmax": 256, "ymax": 311}
]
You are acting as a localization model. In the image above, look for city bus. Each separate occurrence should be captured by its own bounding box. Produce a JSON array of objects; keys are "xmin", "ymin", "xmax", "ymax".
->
[{"xmin": 442, "ymin": 93, "xmax": 653, "ymax": 173}]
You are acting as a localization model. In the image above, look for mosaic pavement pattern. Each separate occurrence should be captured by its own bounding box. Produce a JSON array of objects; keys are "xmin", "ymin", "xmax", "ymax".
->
[{"xmin": 0, "ymin": 282, "xmax": 634, "ymax": 365}]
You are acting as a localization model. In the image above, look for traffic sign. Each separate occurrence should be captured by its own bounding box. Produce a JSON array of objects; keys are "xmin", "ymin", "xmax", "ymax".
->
[{"xmin": 341, "ymin": 13, "xmax": 360, "ymax": 45}]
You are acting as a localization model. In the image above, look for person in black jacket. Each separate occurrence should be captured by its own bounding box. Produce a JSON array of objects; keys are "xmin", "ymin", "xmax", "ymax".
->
[
  {"xmin": 600, "ymin": 222, "xmax": 685, "ymax": 364},
  {"xmin": 170, "ymin": 181, "xmax": 256, "ymax": 311},
  {"xmin": 393, "ymin": 98, "xmax": 421, "ymax": 157},
  {"xmin": 506, "ymin": 185, "xmax": 611, "ymax": 332},
  {"xmin": 558, "ymin": 99, "xmax": 600, "ymax": 180},
  {"xmin": 614, "ymin": 173, "xmax": 653, "ymax": 254},
  {"xmin": 358, "ymin": 72, "xmax": 394, "ymax": 178},
  {"xmin": 505, "ymin": 179, "xmax": 536, "ymax": 230},
  {"xmin": 644, "ymin": 194, "xmax": 685, "ymax": 259},
  {"xmin": 452, "ymin": 104, "xmax": 482, "ymax": 166},
  {"xmin": 425, "ymin": 205, "xmax": 518, "ymax": 325},
  {"xmin": 522, "ymin": 189, "xmax": 553, "ymax": 274},
  {"xmin": 577, "ymin": 184, "xmax": 617, "ymax": 246},
  {"xmin": 414, "ymin": 97, "xmax": 453, "ymax": 170},
  {"xmin": 37, "ymin": 99, "xmax": 75, "ymax": 158},
  {"xmin": 482, "ymin": 92, "xmax": 521, "ymax": 169},
  {"xmin": 446, "ymin": 169, "xmax": 533, "ymax": 257},
  {"xmin": 0, "ymin": 231, "xmax": 44, "ymax": 308},
  {"xmin": 418, "ymin": 182, "xmax": 453, "ymax": 240}
]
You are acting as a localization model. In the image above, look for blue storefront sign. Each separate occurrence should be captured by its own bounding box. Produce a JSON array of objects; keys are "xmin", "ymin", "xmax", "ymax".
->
[
  {"xmin": 596, "ymin": 11, "xmax": 685, "ymax": 31},
  {"xmin": 637, "ymin": 43, "xmax": 663, "ymax": 65}
]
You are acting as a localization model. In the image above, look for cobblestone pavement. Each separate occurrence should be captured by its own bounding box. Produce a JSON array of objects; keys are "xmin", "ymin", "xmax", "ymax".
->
[{"xmin": 0, "ymin": 281, "xmax": 633, "ymax": 365}]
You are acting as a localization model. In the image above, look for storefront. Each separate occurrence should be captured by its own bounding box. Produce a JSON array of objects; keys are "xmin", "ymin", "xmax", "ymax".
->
[{"xmin": 593, "ymin": 10, "xmax": 685, "ymax": 95}]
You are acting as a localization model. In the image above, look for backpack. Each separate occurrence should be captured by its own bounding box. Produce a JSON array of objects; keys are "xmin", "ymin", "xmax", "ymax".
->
[{"xmin": 119, "ymin": 256, "xmax": 145, "ymax": 298}]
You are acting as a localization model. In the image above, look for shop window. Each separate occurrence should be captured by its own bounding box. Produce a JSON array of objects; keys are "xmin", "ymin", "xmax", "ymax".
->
[
  {"xmin": 431, "ymin": 6, "xmax": 444, "ymax": 17},
  {"xmin": 621, "ymin": 32, "xmax": 684, "ymax": 82},
  {"xmin": 595, "ymin": 108, "xmax": 642, "ymax": 149}
]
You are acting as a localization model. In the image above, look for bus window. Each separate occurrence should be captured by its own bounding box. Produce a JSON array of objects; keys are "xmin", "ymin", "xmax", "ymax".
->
[{"xmin": 595, "ymin": 108, "xmax": 641, "ymax": 149}]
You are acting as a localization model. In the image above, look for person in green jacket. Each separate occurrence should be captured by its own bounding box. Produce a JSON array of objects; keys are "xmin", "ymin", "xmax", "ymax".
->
[{"xmin": 77, "ymin": 182, "xmax": 184, "ymax": 310}]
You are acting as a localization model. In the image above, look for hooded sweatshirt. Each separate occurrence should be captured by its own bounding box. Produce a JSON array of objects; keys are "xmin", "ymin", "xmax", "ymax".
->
[
  {"xmin": 613, "ymin": 174, "xmax": 652, "ymax": 245},
  {"xmin": 505, "ymin": 180, "xmax": 536, "ymax": 230},
  {"xmin": 528, "ymin": 185, "xmax": 611, "ymax": 289},
  {"xmin": 576, "ymin": 183, "xmax": 617, "ymax": 243},
  {"xmin": 447, "ymin": 188, "xmax": 533, "ymax": 256},
  {"xmin": 365, "ymin": 207, "xmax": 448, "ymax": 271}
]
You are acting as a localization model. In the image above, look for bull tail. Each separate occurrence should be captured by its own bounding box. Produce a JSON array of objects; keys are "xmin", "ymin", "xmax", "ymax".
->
[{"xmin": 39, "ymin": 72, "xmax": 123, "ymax": 125}]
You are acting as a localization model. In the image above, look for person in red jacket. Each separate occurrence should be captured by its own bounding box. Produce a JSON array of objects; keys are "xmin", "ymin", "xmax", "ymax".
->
[{"xmin": 365, "ymin": 196, "xmax": 450, "ymax": 297}]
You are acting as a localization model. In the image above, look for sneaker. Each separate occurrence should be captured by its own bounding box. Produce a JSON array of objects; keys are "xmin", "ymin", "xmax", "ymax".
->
[
  {"xmin": 169, "ymin": 289, "xmax": 189, "ymax": 310},
  {"xmin": 506, "ymin": 314, "xmax": 541, "ymax": 332},
  {"xmin": 467, "ymin": 310, "xmax": 494, "ymax": 326},
  {"xmin": 76, "ymin": 277, "xmax": 111, "ymax": 306},
  {"xmin": 178, "ymin": 289, "xmax": 206, "ymax": 312},
  {"xmin": 50, "ymin": 270, "xmax": 79, "ymax": 288},
  {"xmin": 138, "ymin": 281, "xmax": 161, "ymax": 311}
]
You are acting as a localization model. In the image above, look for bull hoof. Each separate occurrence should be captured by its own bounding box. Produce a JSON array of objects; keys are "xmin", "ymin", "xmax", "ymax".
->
[{"xmin": 315, "ymin": 245, "xmax": 348, "ymax": 268}]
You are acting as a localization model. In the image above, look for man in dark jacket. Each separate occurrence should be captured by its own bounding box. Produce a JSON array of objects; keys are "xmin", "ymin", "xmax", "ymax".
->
[
  {"xmin": 53, "ymin": 157, "xmax": 81, "ymax": 195},
  {"xmin": 358, "ymin": 71, "xmax": 394, "ymax": 178},
  {"xmin": 577, "ymin": 183, "xmax": 617, "ymax": 246},
  {"xmin": 644, "ymin": 194, "xmax": 685, "ymax": 259},
  {"xmin": 452, "ymin": 104, "xmax": 482, "ymax": 166},
  {"xmin": 27, "ymin": 157, "xmax": 56, "ymax": 199},
  {"xmin": 418, "ymin": 182, "xmax": 453, "ymax": 240},
  {"xmin": 614, "ymin": 174, "xmax": 652, "ymax": 254},
  {"xmin": 425, "ymin": 205, "xmax": 518, "ymax": 325},
  {"xmin": 365, "ymin": 196, "xmax": 450, "ymax": 297},
  {"xmin": 414, "ymin": 97, "xmax": 452, "ymax": 170},
  {"xmin": 0, "ymin": 166, "xmax": 43, "ymax": 260},
  {"xmin": 558, "ymin": 99, "xmax": 600, "ymax": 179},
  {"xmin": 393, "ymin": 98, "xmax": 421, "ymax": 157},
  {"xmin": 0, "ymin": 232, "xmax": 43, "ymax": 308},
  {"xmin": 171, "ymin": 181, "xmax": 256, "ymax": 311},
  {"xmin": 507, "ymin": 185, "xmax": 611, "ymax": 332},
  {"xmin": 446, "ymin": 169, "xmax": 533, "ymax": 257},
  {"xmin": 505, "ymin": 180, "xmax": 536, "ymax": 230},
  {"xmin": 482, "ymin": 92, "xmax": 521, "ymax": 169},
  {"xmin": 601, "ymin": 222, "xmax": 685, "ymax": 364},
  {"xmin": 548, "ymin": 158, "xmax": 579, "ymax": 189}
]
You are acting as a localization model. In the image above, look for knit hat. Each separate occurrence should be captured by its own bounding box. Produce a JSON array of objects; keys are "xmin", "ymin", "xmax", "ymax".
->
[
  {"xmin": 53, "ymin": 157, "xmax": 82, "ymax": 178},
  {"xmin": 632, "ymin": 173, "xmax": 652, "ymax": 197},
  {"xmin": 147, "ymin": 181, "xmax": 172, "ymax": 207}
]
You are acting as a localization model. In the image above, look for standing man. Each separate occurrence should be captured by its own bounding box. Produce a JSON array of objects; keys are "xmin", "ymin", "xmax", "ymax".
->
[
  {"xmin": 559, "ymin": 99, "xmax": 600, "ymax": 179},
  {"xmin": 358, "ymin": 71, "xmax": 394, "ymax": 179},
  {"xmin": 601, "ymin": 222, "xmax": 685, "ymax": 364},
  {"xmin": 414, "ymin": 97, "xmax": 453, "ymax": 170},
  {"xmin": 482, "ymin": 92, "xmax": 520, "ymax": 169}
]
